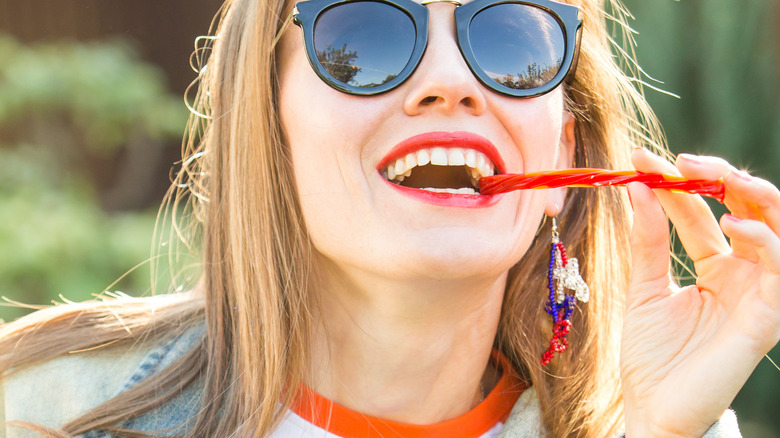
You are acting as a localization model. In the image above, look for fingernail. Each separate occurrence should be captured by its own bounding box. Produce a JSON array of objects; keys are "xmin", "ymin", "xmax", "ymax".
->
[
  {"xmin": 678, "ymin": 153, "xmax": 703, "ymax": 164},
  {"xmin": 731, "ymin": 170, "xmax": 752, "ymax": 182},
  {"xmin": 633, "ymin": 146, "xmax": 650, "ymax": 155},
  {"xmin": 722, "ymin": 213, "xmax": 742, "ymax": 223}
]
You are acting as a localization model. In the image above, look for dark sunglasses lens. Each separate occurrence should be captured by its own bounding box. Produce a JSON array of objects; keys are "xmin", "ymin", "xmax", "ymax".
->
[
  {"xmin": 314, "ymin": 2, "xmax": 416, "ymax": 88},
  {"xmin": 469, "ymin": 4, "xmax": 565, "ymax": 90}
]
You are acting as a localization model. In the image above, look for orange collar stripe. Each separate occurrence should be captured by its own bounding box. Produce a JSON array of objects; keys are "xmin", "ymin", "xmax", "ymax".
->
[{"xmin": 291, "ymin": 351, "xmax": 526, "ymax": 438}]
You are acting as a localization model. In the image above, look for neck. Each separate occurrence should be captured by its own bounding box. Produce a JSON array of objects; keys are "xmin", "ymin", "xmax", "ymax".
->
[{"xmin": 308, "ymin": 258, "xmax": 506, "ymax": 424}]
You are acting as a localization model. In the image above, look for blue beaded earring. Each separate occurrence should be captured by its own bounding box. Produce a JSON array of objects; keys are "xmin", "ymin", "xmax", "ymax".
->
[{"xmin": 541, "ymin": 217, "xmax": 590, "ymax": 366}]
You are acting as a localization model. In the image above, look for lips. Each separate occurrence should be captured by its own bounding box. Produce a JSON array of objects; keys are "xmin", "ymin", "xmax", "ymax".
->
[{"xmin": 376, "ymin": 132, "xmax": 505, "ymax": 196}]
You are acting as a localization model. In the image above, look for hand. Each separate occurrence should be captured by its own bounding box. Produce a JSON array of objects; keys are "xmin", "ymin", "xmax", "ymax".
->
[{"xmin": 621, "ymin": 148, "xmax": 780, "ymax": 437}]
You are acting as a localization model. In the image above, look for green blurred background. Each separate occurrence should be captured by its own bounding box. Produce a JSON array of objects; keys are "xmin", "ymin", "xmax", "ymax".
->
[{"xmin": 0, "ymin": 0, "xmax": 777, "ymax": 435}]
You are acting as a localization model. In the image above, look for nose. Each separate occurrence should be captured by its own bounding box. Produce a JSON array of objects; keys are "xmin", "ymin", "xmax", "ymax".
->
[{"xmin": 402, "ymin": 3, "xmax": 487, "ymax": 117}]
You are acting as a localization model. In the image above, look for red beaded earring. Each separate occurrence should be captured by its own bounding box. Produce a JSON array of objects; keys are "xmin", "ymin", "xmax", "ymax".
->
[{"xmin": 541, "ymin": 218, "xmax": 590, "ymax": 366}]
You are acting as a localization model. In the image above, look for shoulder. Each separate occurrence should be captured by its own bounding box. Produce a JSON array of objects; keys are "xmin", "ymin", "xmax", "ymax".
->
[
  {"xmin": 496, "ymin": 387, "xmax": 544, "ymax": 437},
  {"xmin": 2, "ymin": 340, "xmax": 150, "ymax": 434},
  {"xmin": 1, "ymin": 294, "xmax": 205, "ymax": 437},
  {"xmin": 497, "ymin": 387, "xmax": 742, "ymax": 438}
]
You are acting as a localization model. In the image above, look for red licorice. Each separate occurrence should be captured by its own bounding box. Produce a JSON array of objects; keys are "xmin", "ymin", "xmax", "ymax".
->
[{"xmin": 479, "ymin": 168, "xmax": 726, "ymax": 203}]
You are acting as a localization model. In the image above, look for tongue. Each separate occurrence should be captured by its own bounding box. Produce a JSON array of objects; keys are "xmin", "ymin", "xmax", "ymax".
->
[{"xmin": 399, "ymin": 165, "xmax": 474, "ymax": 190}]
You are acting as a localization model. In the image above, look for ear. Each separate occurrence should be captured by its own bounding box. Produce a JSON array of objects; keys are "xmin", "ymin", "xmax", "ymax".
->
[{"xmin": 544, "ymin": 111, "xmax": 577, "ymax": 217}]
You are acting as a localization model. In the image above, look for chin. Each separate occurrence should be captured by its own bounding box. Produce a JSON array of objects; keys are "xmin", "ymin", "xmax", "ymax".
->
[{"xmin": 388, "ymin": 233, "xmax": 524, "ymax": 281}]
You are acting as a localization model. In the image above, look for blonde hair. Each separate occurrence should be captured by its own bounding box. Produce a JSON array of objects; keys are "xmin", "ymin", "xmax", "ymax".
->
[{"xmin": 0, "ymin": 0, "xmax": 665, "ymax": 436}]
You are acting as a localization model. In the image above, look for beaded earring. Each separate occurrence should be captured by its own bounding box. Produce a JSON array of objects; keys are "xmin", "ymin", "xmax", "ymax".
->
[{"xmin": 541, "ymin": 217, "xmax": 590, "ymax": 366}]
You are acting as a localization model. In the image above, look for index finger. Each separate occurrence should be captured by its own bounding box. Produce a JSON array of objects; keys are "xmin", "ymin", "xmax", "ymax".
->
[
  {"xmin": 676, "ymin": 154, "xmax": 780, "ymax": 235},
  {"xmin": 632, "ymin": 148, "xmax": 730, "ymax": 263}
]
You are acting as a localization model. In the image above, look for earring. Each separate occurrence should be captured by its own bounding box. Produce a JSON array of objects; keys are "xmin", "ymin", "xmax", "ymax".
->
[{"xmin": 541, "ymin": 217, "xmax": 590, "ymax": 366}]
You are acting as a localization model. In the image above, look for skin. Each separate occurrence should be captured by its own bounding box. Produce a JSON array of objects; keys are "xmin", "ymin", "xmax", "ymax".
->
[
  {"xmin": 625, "ymin": 150, "xmax": 780, "ymax": 436},
  {"xmin": 277, "ymin": 0, "xmax": 780, "ymax": 433},
  {"xmin": 279, "ymin": 0, "xmax": 573, "ymax": 424}
]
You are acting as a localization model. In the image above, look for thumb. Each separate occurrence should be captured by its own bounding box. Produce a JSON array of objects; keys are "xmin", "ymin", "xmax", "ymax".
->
[{"xmin": 627, "ymin": 182, "xmax": 673, "ymax": 306}]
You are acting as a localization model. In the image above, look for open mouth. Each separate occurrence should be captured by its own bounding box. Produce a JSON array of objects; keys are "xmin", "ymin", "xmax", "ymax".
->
[{"xmin": 380, "ymin": 147, "xmax": 496, "ymax": 195}]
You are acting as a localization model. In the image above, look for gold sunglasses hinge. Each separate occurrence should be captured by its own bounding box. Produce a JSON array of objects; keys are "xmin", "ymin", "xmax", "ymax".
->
[{"xmin": 420, "ymin": 0, "xmax": 462, "ymax": 5}]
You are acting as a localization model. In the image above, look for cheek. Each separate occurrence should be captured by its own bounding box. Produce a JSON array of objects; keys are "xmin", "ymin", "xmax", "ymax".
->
[
  {"xmin": 277, "ymin": 33, "xmax": 394, "ymax": 247},
  {"xmin": 279, "ymin": 34, "xmax": 384, "ymax": 170},
  {"xmin": 491, "ymin": 89, "xmax": 565, "ymax": 170},
  {"xmin": 278, "ymin": 31, "xmax": 406, "ymax": 202},
  {"xmin": 279, "ymin": 42, "xmax": 353, "ymax": 190}
]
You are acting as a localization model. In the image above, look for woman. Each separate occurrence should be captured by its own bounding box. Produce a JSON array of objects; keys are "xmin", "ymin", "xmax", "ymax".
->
[{"xmin": 2, "ymin": 0, "xmax": 778, "ymax": 435}]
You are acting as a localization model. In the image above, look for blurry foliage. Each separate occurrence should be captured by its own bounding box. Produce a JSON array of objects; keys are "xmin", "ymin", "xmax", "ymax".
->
[
  {"xmin": 621, "ymin": 0, "xmax": 780, "ymax": 176},
  {"xmin": 0, "ymin": 35, "xmax": 188, "ymax": 323},
  {"xmin": 620, "ymin": 1, "xmax": 780, "ymax": 436},
  {"xmin": 0, "ymin": 36, "xmax": 183, "ymax": 151}
]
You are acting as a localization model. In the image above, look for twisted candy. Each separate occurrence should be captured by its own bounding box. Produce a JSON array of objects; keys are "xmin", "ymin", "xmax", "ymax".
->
[{"xmin": 479, "ymin": 168, "xmax": 725, "ymax": 202}]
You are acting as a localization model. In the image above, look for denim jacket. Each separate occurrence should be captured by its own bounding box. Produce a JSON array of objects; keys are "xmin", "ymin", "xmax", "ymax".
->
[{"xmin": 1, "ymin": 323, "xmax": 742, "ymax": 437}]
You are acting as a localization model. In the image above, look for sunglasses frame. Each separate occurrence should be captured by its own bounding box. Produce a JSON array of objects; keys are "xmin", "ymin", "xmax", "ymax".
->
[{"xmin": 292, "ymin": 0, "xmax": 582, "ymax": 97}]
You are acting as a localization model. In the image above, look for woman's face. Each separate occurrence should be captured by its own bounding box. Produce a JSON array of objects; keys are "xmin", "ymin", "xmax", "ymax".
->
[{"xmin": 277, "ymin": 1, "xmax": 575, "ymax": 283}]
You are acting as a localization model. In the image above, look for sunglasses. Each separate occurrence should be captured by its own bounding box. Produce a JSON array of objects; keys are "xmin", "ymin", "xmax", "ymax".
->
[{"xmin": 291, "ymin": 0, "xmax": 582, "ymax": 97}]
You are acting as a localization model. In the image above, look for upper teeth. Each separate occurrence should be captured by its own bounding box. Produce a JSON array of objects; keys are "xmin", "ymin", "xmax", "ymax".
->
[{"xmin": 383, "ymin": 147, "xmax": 495, "ymax": 183}]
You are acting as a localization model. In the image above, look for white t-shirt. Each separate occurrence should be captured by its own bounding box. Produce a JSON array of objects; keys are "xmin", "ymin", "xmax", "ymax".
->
[
  {"xmin": 271, "ymin": 351, "xmax": 525, "ymax": 438},
  {"xmin": 271, "ymin": 410, "xmax": 506, "ymax": 438}
]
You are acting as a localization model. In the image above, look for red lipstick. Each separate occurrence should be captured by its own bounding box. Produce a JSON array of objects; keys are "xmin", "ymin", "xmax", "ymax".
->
[
  {"xmin": 384, "ymin": 184, "xmax": 503, "ymax": 208},
  {"xmin": 377, "ymin": 131, "xmax": 505, "ymax": 172},
  {"xmin": 377, "ymin": 131, "xmax": 505, "ymax": 208}
]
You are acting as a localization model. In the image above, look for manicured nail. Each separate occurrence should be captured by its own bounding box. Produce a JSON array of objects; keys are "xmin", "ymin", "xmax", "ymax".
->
[
  {"xmin": 731, "ymin": 170, "xmax": 752, "ymax": 182},
  {"xmin": 722, "ymin": 213, "xmax": 742, "ymax": 223},
  {"xmin": 678, "ymin": 153, "xmax": 703, "ymax": 164}
]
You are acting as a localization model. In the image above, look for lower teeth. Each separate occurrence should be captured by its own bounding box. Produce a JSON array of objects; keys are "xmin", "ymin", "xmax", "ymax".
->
[{"xmin": 421, "ymin": 187, "xmax": 478, "ymax": 195}]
